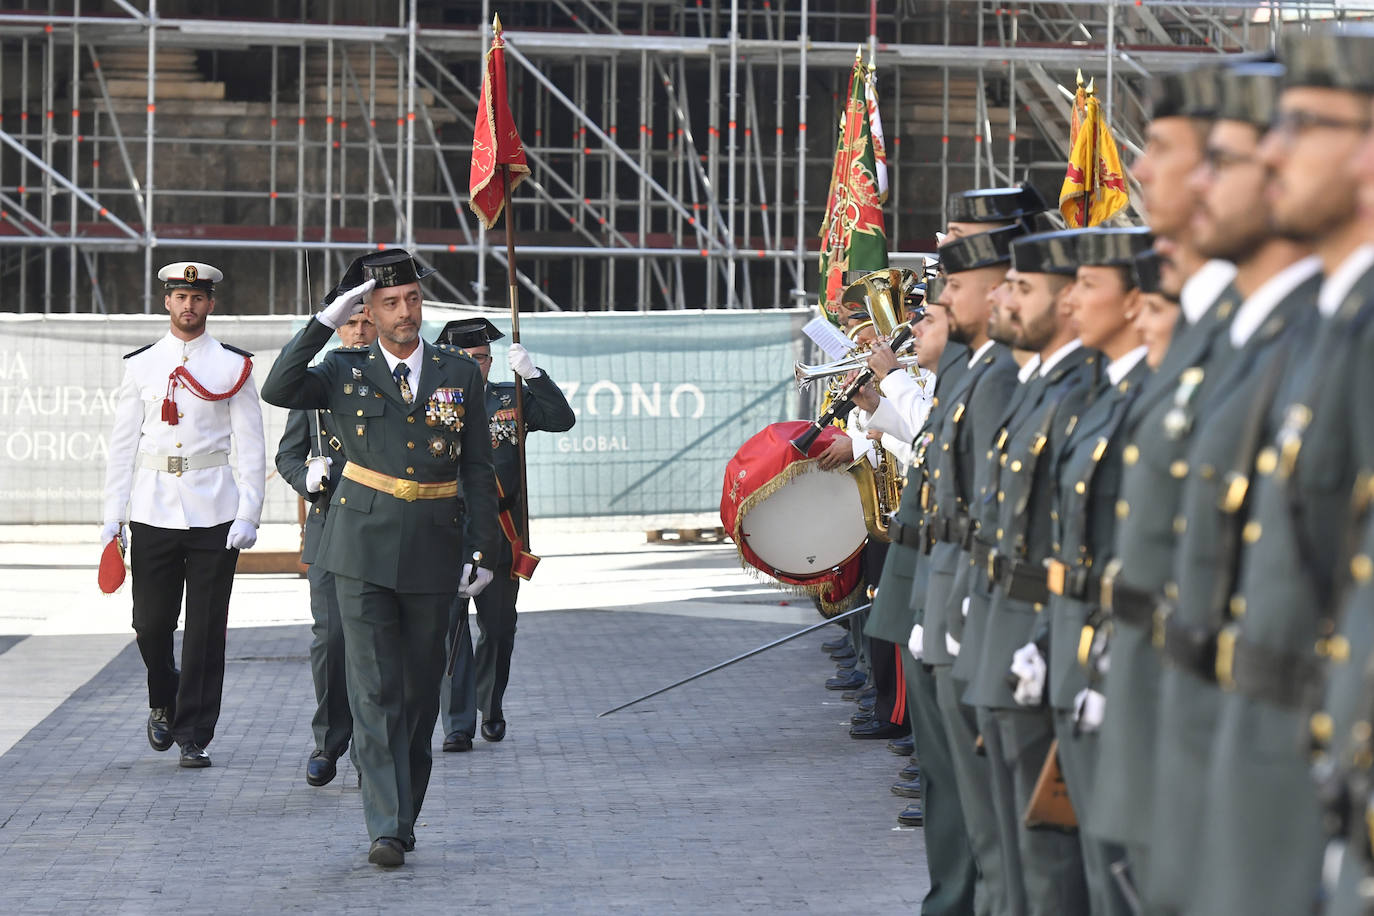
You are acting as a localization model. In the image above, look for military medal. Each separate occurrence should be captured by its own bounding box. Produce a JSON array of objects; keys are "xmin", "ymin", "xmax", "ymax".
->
[
  {"xmin": 352, "ymin": 367, "xmax": 363, "ymax": 379},
  {"xmin": 344, "ymin": 384, "xmax": 353, "ymax": 394},
  {"xmin": 427, "ymin": 387, "xmax": 466, "ymax": 431},
  {"xmin": 428, "ymin": 436, "xmax": 447, "ymax": 456}
]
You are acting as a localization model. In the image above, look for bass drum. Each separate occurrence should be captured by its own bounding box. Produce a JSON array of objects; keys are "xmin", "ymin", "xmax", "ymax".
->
[{"xmin": 721, "ymin": 421, "xmax": 868, "ymax": 617}]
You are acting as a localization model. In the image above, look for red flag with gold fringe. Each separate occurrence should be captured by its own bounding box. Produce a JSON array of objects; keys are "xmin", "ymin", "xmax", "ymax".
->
[{"xmin": 469, "ymin": 14, "xmax": 531, "ymax": 229}]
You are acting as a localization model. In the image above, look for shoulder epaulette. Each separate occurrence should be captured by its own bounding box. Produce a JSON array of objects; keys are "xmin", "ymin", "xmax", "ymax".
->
[
  {"xmin": 434, "ymin": 343, "xmax": 464, "ymax": 355},
  {"xmin": 123, "ymin": 343, "xmax": 153, "ymax": 359},
  {"xmin": 334, "ymin": 345, "xmax": 369, "ymax": 352},
  {"xmin": 221, "ymin": 343, "xmax": 254, "ymax": 358}
]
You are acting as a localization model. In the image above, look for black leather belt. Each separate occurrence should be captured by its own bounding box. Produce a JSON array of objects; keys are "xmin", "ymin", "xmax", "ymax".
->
[
  {"xmin": 889, "ymin": 519, "xmax": 925, "ymax": 551},
  {"xmin": 929, "ymin": 514, "xmax": 973, "ymax": 548},
  {"xmin": 1101, "ymin": 573, "xmax": 1158, "ymax": 630},
  {"xmin": 1158, "ymin": 616, "xmax": 1217, "ymax": 682},
  {"xmin": 1216, "ymin": 628, "xmax": 1325, "ymax": 709},
  {"xmin": 990, "ymin": 552, "xmax": 1050, "ymax": 605}
]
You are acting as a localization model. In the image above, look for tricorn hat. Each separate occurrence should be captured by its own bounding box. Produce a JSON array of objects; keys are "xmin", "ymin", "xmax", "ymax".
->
[
  {"xmin": 326, "ymin": 249, "xmax": 437, "ymax": 304},
  {"xmin": 438, "ymin": 317, "xmax": 504, "ymax": 349},
  {"xmin": 1218, "ymin": 62, "xmax": 1284, "ymax": 128},
  {"xmin": 1281, "ymin": 24, "xmax": 1374, "ymax": 93},
  {"xmin": 1011, "ymin": 229, "xmax": 1085, "ymax": 276},
  {"xmin": 924, "ymin": 275, "xmax": 947, "ymax": 306},
  {"xmin": 939, "ymin": 224, "xmax": 1026, "ymax": 274},
  {"xmin": 1076, "ymin": 226, "xmax": 1155, "ymax": 268},
  {"xmin": 1133, "ymin": 249, "xmax": 1171, "ymax": 297},
  {"xmin": 946, "ymin": 185, "xmax": 1049, "ymax": 224}
]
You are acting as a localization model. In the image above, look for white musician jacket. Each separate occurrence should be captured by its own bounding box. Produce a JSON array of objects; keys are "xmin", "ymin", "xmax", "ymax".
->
[{"xmin": 103, "ymin": 330, "xmax": 266, "ymax": 530}]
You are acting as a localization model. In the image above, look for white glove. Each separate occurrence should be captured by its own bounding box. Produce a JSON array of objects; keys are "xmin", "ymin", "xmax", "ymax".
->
[
  {"xmin": 1074, "ymin": 688, "xmax": 1106, "ymax": 732},
  {"xmin": 507, "ymin": 342, "xmax": 541, "ymax": 379},
  {"xmin": 961, "ymin": 595, "xmax": 970, "ymax": 618},
  {"xmin": 946, "ymin": 632, "xmax": 961, "ymax": 657},
  {"xmin": 100, "ymin": 521, "xmax": 124, "ymax": 545},
  {"xmin": 1010, "ymin": 642, "xmax": 1047, "ymax": 707},
  {"xmin": 908, "ymin": 624, "xmax": 925, "ymax": 662},
  {"xmin": 226, "ymin": 519, "xmax": 258, "ymax": 550},
  {"xmin": 318, "ymin": 278, "xmax": 376, "ymax": 329},
  {"xmin": 459, "ymin": 563, "xmax": 494, "ymax": 597},
  {"xmin": 305, "ymin": 456, "xmax": 332, "ymax": 494}
]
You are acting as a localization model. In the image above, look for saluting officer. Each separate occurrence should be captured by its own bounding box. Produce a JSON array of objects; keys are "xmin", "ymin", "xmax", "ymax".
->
[
  {"xmin": 436, "ymin": 317, "xmax": 575, "ymax": 752},
  {"xmin": 261, "ymin": 249, "xmax": 499, "ymax": 868},
  {"xmin": 1190, "ymin": 28, "xmax": 1374, "ymax": 916},
  {"xmin": 275, "ymin": 310, "xmax": 378, "ymax": 787},
  {"xmin": 101, "ymin": 261, "xmax": 266, "ymax": 770},
  {"xmin": 1143, "ymin": 60, "xmax": 1322, "ymax": 916},
  {"xmin": 1039, "ymin": 225, "xmax": 1153, "ymax": 916},
  {"xmin": 1087, "ymin": 68, "xmax": 1238, "ymax": 890}
]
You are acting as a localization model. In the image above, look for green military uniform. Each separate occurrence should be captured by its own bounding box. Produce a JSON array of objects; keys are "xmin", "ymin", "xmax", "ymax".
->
[
  {"xmin": 923, "ymin": 337, "xmax": 1019, "ymax": 916},
  {"xmin": 262, "ymin": 315, "xmax": 499, "ymax": 849},
  {"xmin": 868, "ymin": 340, "xmax": 975, "ymax": 915},
  {"xmin": 969, "ymin": 334, "xmax": 1095, "ymax": 916},
  {"xmin": 1146, "ymin": 261, "xmax": 1320, "ymax": 913},
  {"xmin": 442, "ymin": 371, "xmax": 575, "ymax": 741},
  {"xmin": 1087, "ymin": 266, "xmax": 1239, "ymax": 874},
  {"xmin": 1191, "ymin": 252, "xmax": 1374, "ymax": 916}
]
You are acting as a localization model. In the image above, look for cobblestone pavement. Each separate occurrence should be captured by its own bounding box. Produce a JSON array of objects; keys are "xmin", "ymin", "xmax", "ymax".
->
[{"xmin": 0, "ymin": 532, "xmax": 930, "ymax": 914}]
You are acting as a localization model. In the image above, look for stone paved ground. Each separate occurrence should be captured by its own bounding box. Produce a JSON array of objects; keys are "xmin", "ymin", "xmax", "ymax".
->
[{"xmin": 0, "ymin": 608, "xmax": 930, "ymax": 914}]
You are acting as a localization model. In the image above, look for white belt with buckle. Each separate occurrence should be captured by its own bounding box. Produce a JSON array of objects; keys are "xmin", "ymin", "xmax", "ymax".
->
[{"xmin": 139, "ymin": 452, "xmax": 229, "ymax": 474}]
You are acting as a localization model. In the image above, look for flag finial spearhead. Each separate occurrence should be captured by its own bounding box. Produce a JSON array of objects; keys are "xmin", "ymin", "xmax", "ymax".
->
[
  {"xmin": 854, "ymin": 45, "xmax": 863, "ymax": 62},
  {"xmin": 492, "ymin": 12, "xmax": 503, "ymax": 33},
  {"xmin": 1076, "ymin": 69, "xmax": 1084, "ymax": 88},
  {"xmin": 1086, "ymin": 77, "xmax": 1095, "ymax": 96}
]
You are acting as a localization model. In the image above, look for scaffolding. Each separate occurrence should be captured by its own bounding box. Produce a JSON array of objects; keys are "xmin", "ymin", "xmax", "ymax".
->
[{"xmin": 1, "ymin": 1, "xmax": 1368, "ymax": 315}]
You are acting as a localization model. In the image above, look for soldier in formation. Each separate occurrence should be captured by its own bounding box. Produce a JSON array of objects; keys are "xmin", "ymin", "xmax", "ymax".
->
[{"xmin": 811, "ymin": 23, "xmax": 1374, "ymax": 915}]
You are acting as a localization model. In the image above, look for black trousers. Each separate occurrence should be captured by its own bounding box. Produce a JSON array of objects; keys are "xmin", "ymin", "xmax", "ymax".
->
[
  {"xmin": 129, "ymin": 520, "xmax": 237, "ymax": 747},
  {"xmin": 307, "ymin": 562, "xmax": 352, "ymax": 760}
]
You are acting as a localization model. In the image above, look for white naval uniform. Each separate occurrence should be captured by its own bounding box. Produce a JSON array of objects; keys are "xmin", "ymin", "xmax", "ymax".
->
[{"xmin": 103, "ymin": 331, "xmax": 266, "ymax": 530}]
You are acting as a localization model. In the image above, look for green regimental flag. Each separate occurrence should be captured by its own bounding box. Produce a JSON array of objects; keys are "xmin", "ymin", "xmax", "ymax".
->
[{"xmin": 818, "ymin": 50, "xmax": 889, "ymax": 326}]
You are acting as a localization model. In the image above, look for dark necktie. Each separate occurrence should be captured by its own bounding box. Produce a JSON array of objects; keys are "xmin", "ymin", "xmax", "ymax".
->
[{"xmin": 393, "ymin": 363, "xmax": 414, "ymax": 404}]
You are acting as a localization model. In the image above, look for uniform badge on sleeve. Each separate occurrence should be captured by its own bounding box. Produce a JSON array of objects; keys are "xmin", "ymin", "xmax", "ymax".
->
[{"xmin": 426, "ymin": 388, "xmax": 466, "ymax": 431}]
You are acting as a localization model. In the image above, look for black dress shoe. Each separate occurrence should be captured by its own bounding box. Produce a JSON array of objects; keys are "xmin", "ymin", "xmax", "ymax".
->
[
  {"xmin": 891, "ymin": 776, "xmax": 922, "ymax": 799},
  {"xmin": 897, "ymin": 803, "xmax": 924, "ymax": 827},
  {"xmin": 850, "ymin": 720, "xmax": 907, "ymax": 740},
  {"xmin": 857, "ymin": 695, "xmax": 877, "ymax": 713},
  {"xmin": 825, "ymin": 670, "xmax": 866, "ymax": 691},
  {"xmin": 480, "ymin": 719, "xmax": 506, "ymax": 742},
  {"xmin": 821, "ymin": 636, "xmax": 849, "ymax": 653},
  {"xmin": 368, "ymin": 837, "xmax": 405, "ymax": 867},
  {"xmin": 829, "ymin": 645, "xmax": 856, "ymax": 662},
  {"xmin": 147, "ymin": 708, "xmax": 174, "ymax": 752},
  {"xmin": 887, "ymin": 735, "xmax": 916, "ymax": 755},
  {"xmin": 899, "ymin": 760, "xmax": 921, "ymax": 781},
  {"xmin": 178, "ymin": 742, "xmax": 211, "ymax": 768},
  {"xmin": 442, "ymin": 732, "xmax": 473, "ymax": 753},
  {"xmin": 851, "ymin": 710, "xmax": 876, "ymax": 726},
  {"xmin": 402, "ymin": 834, "xmax": 416, "ymax": 853},
  {"xmin": 306, "ymin": 750, "xmax": 337, "ymax": 787},
  {"xmin": 834, "ymin": 656, "xmax": 858, "ymax": 671}
]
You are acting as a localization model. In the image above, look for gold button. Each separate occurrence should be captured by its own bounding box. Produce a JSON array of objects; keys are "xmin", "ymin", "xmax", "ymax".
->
[
  {"xmin": 1311, "ymin": 712, "xmax": 1334, "ymax": 744},
  {"xmin": 1010, "ymin": 460, "xmax": 1022, "ymax": 473},
  {"xmin": 942, "ymin": 443, "xmax": 949, "ymax": 451},
  {"xmin": 1170, "ymin": 460, "xmax": 1188, "ymax": 479},
  {"xmin": 177, "ymin": 412, "xmax": 184, "ymax": 419},
  {"xmin": 406, "ymin": 466, "xmax": 415, "ymax": 475},
  {"xmin": 1257, "ymin": 447, "xmax": 1278, "ymax": 476},
  {"xmin": 1075, "ymin": 481, "xmax": 1086, "ymax": 495},
  {"xmin": 1123, "ymin": 444, "xmax": 1139, "ymax": 466},
  {"xmin": 1229, "ymin": 595, "xmax": 1246, "ymax": 618},
  {"xmin": 1173, "ymin": 516, "xmax": 1187, "ymax": 535},
  {"xmin": 1353, "ymin": 554, "xmax": 1373, "ymax": 583},
  {"xmin": 407, "ymin": 441, "xmax": 415, "ymax": 449},
  {"xmin": 1116, "ymin": 499, "xmax": 1129, "ymax": 519},
  {"xmin": 1000, "ymin": 454, "xmax": 1009, "ymax": 467},
  {"xmin": 357, "ymin": 409, "xmax": 364, "ymax": 416},
  {"xmin": 997, "ymin": 491, "xmax": 1004, "ymax": 503},
  {"xmin": 340, "ymin": 497, "xmax": 347, "ymax": 504},
  {"xmin": 933, "ymin": 469, "xmax": 941, "ymax": 479},
  {"xmin": 175, "ymin": 443, "xmax": 182, "ymax": 448},
  {"xmin": 1242, "ymin": 520, "xmax": 1262, "ymax": 543},
  {"xmin": 996, "ymin": 528, "xmax": 1004, "ymax": 540},
  {"xmin": 407, "ymin": 416, "xmax": 415, "ymax": 424}
]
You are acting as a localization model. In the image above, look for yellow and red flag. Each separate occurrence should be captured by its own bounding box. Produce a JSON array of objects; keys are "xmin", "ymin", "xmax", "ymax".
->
[
  {"xmin": 818, "ymin": 50, "xmax": 888, "ymax": 325},
  {"xmin": 1059, "ymin": 75, "xmax": 1129, "ymax": 228},
  {"xmin": 469, "ymin": 14, "xmax": 531, "ymax": 230}
]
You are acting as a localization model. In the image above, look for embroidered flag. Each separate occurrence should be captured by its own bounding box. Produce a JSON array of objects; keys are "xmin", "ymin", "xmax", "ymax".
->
[{"xmin": 469, "ymin": 14, "xmax": 531, "ymax": 229}]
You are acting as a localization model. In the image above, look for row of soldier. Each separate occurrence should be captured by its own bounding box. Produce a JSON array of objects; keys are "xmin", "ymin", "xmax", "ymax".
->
[{"xmin": 814, "ymin": 24, "xmax": 1374, "ymax": 916}]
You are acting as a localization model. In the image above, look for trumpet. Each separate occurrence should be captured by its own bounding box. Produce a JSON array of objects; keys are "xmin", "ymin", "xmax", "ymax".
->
[
  {"xmin": 791, "ymin": 322, "xmax": 916, "ymax": 456},
  {"xmin": 795, "ymin": 348, "xmax": 923, "ymax": 388}
]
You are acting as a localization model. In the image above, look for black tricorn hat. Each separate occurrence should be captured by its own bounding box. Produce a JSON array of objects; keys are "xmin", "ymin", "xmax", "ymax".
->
[
  {"xmin": 925, "ymin": 275, "xmax": 947, "ymax": 306},
  {"xmin": 438, "ymin": 317, "xmax": 505, "ymax": 349},
  {"xmin": 1148, "ymin": 70, "xmax": 1214, "ymax": 120},
  {"xmin": 1077, "ymin": 226, "xmax": 1154, "ymax": 267},
  {"xmin": 947, "ymin": 185, "xmax": 1049, "ymax": 223},
  {"xmin": 1011, "ymin": 229, "xmax": 1085, "ymax": 276},
  {"xmin": 1218, "ymin": 62, "xmax": 1284, "ymax": 128},
  {"xmin": 939, "ymin": 224, "xmax": 1026, "ymax": 274},
  {"xmin": 1133, "ymin": 249, "xmax": 1170, "ymax": 297},
  {"xmin": 1281, "ymin": 24, "xmax": 1374, "ymax": 93},
  {"xmin": 325, "ymin": 249, "xmax": 437, "ymax": 304}
]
